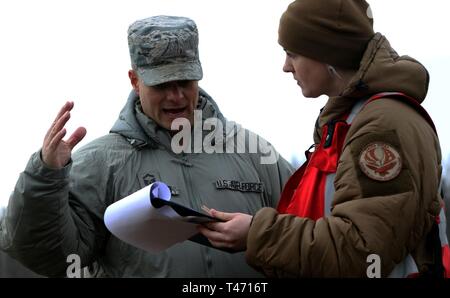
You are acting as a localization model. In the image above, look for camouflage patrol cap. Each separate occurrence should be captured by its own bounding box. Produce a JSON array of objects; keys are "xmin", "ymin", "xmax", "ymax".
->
[{"xmin": 128, "ymin": 15, "xmax": 203, "ymax": 86}]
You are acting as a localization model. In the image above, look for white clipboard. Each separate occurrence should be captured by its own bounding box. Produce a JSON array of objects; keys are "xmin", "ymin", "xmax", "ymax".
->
[{"xmin": 104, "ymin": 182, "xmax": 221, "ymax": 253}]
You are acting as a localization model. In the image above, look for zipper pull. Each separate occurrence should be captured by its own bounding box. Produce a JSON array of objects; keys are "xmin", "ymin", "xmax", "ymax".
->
[{"xmin": 323, "ymin": 120, "xmax": 336, "ymax": 149}]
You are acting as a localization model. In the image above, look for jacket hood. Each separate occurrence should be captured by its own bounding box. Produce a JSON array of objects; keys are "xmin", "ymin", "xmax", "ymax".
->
[
  {"xmin": 110, "ymin": 88, "xmax": 239, "ymax": 149},
  {"xmin": 319, "ymin": 33, "xmax": 430, "ymax": 129}
]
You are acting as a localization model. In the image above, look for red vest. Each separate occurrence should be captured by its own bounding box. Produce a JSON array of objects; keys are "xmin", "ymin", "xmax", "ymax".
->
[{"xmin": 277, "ymin": 92, "xmax": 450, "ymax": 277}]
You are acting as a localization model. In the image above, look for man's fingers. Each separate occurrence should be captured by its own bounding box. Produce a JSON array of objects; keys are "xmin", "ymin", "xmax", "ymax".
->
[
  {"xmin": 52, "ymin": 111, "xmax": 71, "ymax": 136},
  {"xmin": 44, "ymin": 112, "xmax": 70, "ymax": 145},
  {"xmin": 45, "ymin": 102, "xmax": 73, "ymax": 140},
  {"xmin": 47, "ymin": 128, "xmax": 67, "ymax": 152},
  {"xmin": 66, "ymin": 127, "xmax": 87, "ymax": 150},
  {"xmin": 53, "ymin": 101, "xmax": 74, "ymax": 123}
]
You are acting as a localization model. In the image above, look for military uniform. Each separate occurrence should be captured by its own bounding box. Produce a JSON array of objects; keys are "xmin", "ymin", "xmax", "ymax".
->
[{"xmin": 0, "ymin": 15, "xmax": 293, "ymax": 277}]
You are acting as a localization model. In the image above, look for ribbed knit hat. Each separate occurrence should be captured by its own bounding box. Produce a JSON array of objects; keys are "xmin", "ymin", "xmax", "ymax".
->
[{"xmin": 278, "ymin": 0, "xmax": 375, "ymax": 69}]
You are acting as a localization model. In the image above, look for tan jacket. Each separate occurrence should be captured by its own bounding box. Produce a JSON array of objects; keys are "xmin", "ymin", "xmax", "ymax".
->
[{"xmin": 246, "ymin": 33, "xmax": 443, "ymax": 277}]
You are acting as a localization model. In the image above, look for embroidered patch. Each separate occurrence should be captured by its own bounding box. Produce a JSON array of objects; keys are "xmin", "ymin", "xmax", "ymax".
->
[
  {"xmin": 358, "ymin": 142, "xmax": 402, "ymax": 181},
  {"xmin": 140, "ymin": 173, "xmax": 179, "ymax": 196},
  {"xmin": 142, "ymin": 173, "xmax": 157, "ymax": 186},
  {"xmin": 168, "ymin": 186, "xmax": 180, "ymax": 196},
  {"xmin": 215, "ymin": 180, "xmax": 263, "ymax": 193}
]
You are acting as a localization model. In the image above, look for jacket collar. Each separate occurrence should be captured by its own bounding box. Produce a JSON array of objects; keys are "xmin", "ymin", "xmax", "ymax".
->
[
  {"xmin": 110, "ymin": 88, "xmax": 238, "ymax": 151},
  {"xmin": 315, "ymin": 33, "xmax": 430, "ymax": 142}
]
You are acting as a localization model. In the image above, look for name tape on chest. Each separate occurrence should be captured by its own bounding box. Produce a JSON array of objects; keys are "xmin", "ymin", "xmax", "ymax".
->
[{"xmin": 215, "ymin": 180, "xmax": 264, "ymax": 193}]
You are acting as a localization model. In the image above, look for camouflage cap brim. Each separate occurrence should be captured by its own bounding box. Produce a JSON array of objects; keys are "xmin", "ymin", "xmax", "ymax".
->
[{"xmin": 137, "ymin": 61, "xmax": 203, "ymax": 87}]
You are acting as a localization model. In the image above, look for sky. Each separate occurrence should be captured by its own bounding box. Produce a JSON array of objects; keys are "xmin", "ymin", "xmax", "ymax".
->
[{"xmin": 0, "ymin": 0, "xmax": 449, "ymax": 206}]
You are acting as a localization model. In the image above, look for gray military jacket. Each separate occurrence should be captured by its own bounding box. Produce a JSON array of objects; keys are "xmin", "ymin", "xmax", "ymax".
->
[{"xmin": 0, "ymin": 89, "xmax": 293, "ymax": 277}]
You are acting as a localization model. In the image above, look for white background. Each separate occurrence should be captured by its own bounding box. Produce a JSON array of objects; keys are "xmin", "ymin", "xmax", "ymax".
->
[{"xmin": 1, "ymin": 0, "xmax": 449, "ymax": 206}]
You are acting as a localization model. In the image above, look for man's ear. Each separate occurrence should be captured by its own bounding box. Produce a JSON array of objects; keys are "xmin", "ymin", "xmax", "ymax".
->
[{"xmin": 128, "ymin": 70, "xmax": 140, "ymax": 95}]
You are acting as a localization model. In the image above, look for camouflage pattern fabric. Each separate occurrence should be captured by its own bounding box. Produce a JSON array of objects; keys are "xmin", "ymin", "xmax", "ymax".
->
[{"xmin": 128, "ymin": 15, "xmax": 203, "ymax": 86}]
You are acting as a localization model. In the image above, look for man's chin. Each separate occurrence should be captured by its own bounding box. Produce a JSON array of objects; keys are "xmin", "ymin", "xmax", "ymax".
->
[{"xmin": 166, "ymin": 116, "xmax": 193, "ymax": 130}]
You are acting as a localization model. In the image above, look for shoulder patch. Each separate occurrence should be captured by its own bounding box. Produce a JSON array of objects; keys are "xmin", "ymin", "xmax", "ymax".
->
[
  {"xmin": 349, "ymin": 130, "xmax": 413, "ymax": 197},
  {"xmin": 358, "ymin": 142, "xmax": 402, "ymax": 181}
]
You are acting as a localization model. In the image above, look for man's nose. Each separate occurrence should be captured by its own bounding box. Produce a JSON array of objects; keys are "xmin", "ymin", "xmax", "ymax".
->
[{"xmin": 167, "ymin": 83, "xmax": 184, "ymax": 101}]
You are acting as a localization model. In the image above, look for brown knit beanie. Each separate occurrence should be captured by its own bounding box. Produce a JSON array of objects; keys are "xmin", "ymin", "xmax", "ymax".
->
[{"xmin": 279, "ymin": 0, "xmax": 375, "ymax": 69}]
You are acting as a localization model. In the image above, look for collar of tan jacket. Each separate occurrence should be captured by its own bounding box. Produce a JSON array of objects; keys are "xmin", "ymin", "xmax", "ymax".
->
[{"xmin": 314, "ymin": 33, "xmax": 430, "ymax": 142}]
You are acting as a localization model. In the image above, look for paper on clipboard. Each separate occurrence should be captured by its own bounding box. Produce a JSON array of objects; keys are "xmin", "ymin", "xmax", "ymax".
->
[{"xmin": 103, "ymin": 182, "xmax": 220, "ymax": 253}]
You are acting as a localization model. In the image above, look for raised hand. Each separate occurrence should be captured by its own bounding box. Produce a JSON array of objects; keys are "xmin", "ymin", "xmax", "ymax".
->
[{"xmin": 42, "ymin": 101, "xmax": 87, "ymax": 169}]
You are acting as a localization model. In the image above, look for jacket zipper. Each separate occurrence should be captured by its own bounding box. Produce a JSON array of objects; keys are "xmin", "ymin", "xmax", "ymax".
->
[{"xmin": 179, "ymin": 152, "xmax": 214, "ymax": 277}]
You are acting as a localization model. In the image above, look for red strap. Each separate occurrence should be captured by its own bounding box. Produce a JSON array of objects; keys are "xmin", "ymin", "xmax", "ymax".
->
[{"xmin": 443, "ymin": 245, "xmax": 450, "ymax": 278}]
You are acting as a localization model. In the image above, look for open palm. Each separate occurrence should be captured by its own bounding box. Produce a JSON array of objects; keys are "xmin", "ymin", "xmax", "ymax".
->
[{"xmin": 42, "ymin": 101, "xmax": 87, "ymax": 169}]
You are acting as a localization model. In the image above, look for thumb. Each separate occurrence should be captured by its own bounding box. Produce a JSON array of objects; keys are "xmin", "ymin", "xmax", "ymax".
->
[
  {"xmin": 66, "ymin": 127, "xmax": 87, "ymax": 150},
  {"xmin": 210, "ymin": 209, "xmax": 235, "ymax": 221}
]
